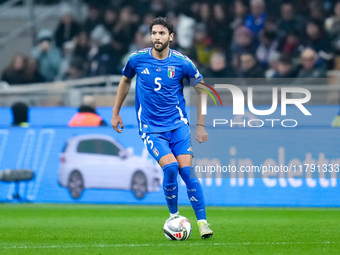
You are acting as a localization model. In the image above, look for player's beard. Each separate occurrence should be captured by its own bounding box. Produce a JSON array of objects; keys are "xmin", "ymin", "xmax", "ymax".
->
[{"xmin": 152, "ymin": 39, "xmax": 170, "ymax": 52}]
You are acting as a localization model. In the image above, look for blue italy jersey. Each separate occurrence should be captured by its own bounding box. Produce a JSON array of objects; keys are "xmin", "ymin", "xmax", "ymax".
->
[{"xmin": 122, "ymin": 47, "xmax": 203, "ymax": 133}]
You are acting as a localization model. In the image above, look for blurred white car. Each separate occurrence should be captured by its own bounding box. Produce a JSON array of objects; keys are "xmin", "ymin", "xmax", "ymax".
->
[{"xmin": 58, "ymin": 134, "xmax": 162, "ymax": 199}]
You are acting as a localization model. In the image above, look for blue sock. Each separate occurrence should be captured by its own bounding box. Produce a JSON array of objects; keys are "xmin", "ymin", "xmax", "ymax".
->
[
  {"xmin": 179, "ymin": 166, "xmax": 206, "ymax": 220},
  {"xmin": 162, "ymin": 162, "xmax": 179, "ymax": 214}
]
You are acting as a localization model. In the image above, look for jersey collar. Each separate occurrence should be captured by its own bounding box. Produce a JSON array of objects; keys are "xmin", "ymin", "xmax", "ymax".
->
[{"xmin": 149, "ymin": 47, "xmax": 172, "ymax": 60}]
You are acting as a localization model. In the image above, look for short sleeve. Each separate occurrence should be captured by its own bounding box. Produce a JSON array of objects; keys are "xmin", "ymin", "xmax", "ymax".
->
[
  {"xmin": 184, "ymin": 57, "xmax": 203, "ymax": 86},
  {"xmin": 122, "ymin": 57, "xmax": 136, "ymax": 78}
]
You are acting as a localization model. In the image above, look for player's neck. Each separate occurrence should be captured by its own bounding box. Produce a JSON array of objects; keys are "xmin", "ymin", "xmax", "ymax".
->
[{"xmin": 151, "ymin": 47, "xmax": 170, "ymax": 60}]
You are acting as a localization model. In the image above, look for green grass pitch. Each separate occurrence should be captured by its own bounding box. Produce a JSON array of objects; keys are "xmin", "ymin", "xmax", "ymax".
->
[{"xmin": 0, "ymin": 204, "xmax": 339, "ymax": 254}]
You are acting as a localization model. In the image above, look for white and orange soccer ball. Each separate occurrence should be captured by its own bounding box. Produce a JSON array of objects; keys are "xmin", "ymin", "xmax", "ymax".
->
[{"xmin": 163, "ymin": 215, "xmax": 192, "ymax": 241}]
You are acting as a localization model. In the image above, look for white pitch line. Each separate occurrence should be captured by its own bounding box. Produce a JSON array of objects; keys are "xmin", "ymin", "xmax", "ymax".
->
[{"xmin": 0, "ymin": 241, "xmax": 337, "ymax": 250}]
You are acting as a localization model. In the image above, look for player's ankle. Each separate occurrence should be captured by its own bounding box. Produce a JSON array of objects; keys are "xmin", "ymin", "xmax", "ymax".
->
[
  {"xmin": 197, "ymin": 219, "xmax": 207, "ymax": 226},
  {"xmin": 170, "ymin": 211, "xmax": 179, "ymax": 218}
]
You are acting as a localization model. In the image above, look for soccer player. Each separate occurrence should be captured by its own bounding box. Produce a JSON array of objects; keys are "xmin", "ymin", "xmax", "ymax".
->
[{"xmin": 111, "ymin": 17, "xmax": 213, "ymax": 239}]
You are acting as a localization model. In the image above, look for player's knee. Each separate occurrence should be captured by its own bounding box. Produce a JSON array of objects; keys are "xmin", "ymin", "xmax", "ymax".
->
[
  {"xmin": 186, "ymin": 177, "xmax": 201, "ymax": 187},
  {"xmin": 162, "ymin": 162, "xmax": 179, "ymax": 183},
  {"xmin": 179, "ymin": 166, "xmax": 197, "ymax": 184}
]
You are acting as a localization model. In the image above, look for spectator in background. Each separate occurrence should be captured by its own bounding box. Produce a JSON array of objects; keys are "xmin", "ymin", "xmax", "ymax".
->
[
  {"xmin": 204, "ymin": 51, "xmax": 233, "ymax": 78},
  {"xmin": 265, "ymin": 0, "xmax": 283, "ymax": 18},
  {"xmin": 197, "ymin": 2, "xmax": 212, "ymax": 27},
  {"xmin": 244, "ymin": 0, "xmax": 267, "ymax": 40},
  {"xmin": 82, "ymin": 4, "xmax": 103, "ymax": 34},
  {"xmin": 279, "ymin": 30, "xmax": 301, "ymax": 60},
  {"xmin": 231, "ymin": 26, "xmax": 256, "ymax": 72},
  {"xmin": 138, "ymin": 13, "xmax": 155, "ymax": 35},
  {"xmin": 11, "ymin": 102, "xmax": 29, "ymax": 127},
  {"xmin": 150, "ymin": 0, "xmax": 167, "ymax": 17},
  {"xmin": 188, "ymin": 1, "xmax": 201, "ymax": 21},
  {"xmin": 295, "ymin": 0, "xmax": 311, "ymax": 18},
  {"xmin": 325, "ymin": 1, "xmax": 340, "ymax": 55},
  {"xmin": 121, "ymin": 27, "xmax": 152, "ymax": 66},
  {"xmin": 31, "ymin": 29, "xmax": 62, "ymax": 82},
  {"xmin": 263, "ymin": 16, "xmax": 278, "ymax": 34},
  {"xmin": 176, "ymin": 14, "xmax": 196, "ymax": 51},
  {"xmin": 1, "ymin": 54, "xmax": 28, "ymax": 85},
  {"xmin": 256, "ymin": 30, "xmax": 280, "ymax": 69},
  {"xmin": 73, "ymin": 31, "xmax": 91, "ymax": 62},
  {"xmin": 297, "ymin": 48, "xmax": 327, "ymax": 78},
  {"xmin": 174, "ymin": 14, "xmax": 197, "ymax": 61},
  {"xmin": 57, "ymin": 41, "xmax": 74, "ymax": 80},
  {"xmin": 230, "ymin": 0, "xmax": 249, "ymax": 31},
  {"xmin": 54, "ymin": 6, "xmax": 80, "ymax": 50},
  {"xmin": 1, "ymin": 54, "xmax": 44, "ymax": 85},
  {"xmin": 130, "ymin": 0, "xmax": 151, "ymax": 18},
  {"xmin": 103, "ymin": 6, "xmax": 118, "ymax": 33},
  {"xmin": 63, "ymin": 57, "xmax": 86, "ymax": 80},
  {"xmin": 193, "ymin": 23, "xmax": 215, "ymax": 67},
  {"xmin": 210, "ymin": 2, "xmax": 232, "ymax": 50},
  {"xmin": 111, "ymin": 6, "xmax": 138, "ymax": 57},
  {"xmin": 68, "ymin": 95, "xmax": 107, "ymax": 127},
  {"xmin": 277, "ymin": 2, "xmax": 304, "ymax": 41},
  {"xmin": 25, "ymin": 57, "xmax": 45, "ymax": 84},
  {"xmin": 238, "ymin": 52, "xmax": 265, "ymax": 78},
  {"xmin": 83, "ymin": 0, "xmax": 110, "ymax": 7},
  {"xmin": 308, "ymin": 0, "xmax": 325, "ymax": 22},
  {"xmin": 6, "ymin": 0, "xmax": 340, "ymax": 84},
  {"xmin": 264, "ymin": 54, "xmax": 280, "ymax": 78},
  {"xmin": 272, "ymin": 56, "xmax": 297, "ymax": 78},
  {"xmin": 303, "ymin": 19, "xmax": 333, "ymax": 64},
  {"xmin": 90, "ymin": 41, "xmax": 121, "ymax": 76},
  {"xmin": 325, "ymin": 1, "xmax": 340, "ymax": 37},
  {"xmin": 87, "ymin": 25, "xmax": 112, "ymax": 76}
]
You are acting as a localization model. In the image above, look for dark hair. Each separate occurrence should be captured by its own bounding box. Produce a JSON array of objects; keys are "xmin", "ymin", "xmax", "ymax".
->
[
  {"xmin": 149, "ymin": 17, "xmax": 174, "ymax": 34},
  {"xmin": 263, "ymin": 30, "xmax": 277, "ymax": 41},
  {"xmin": 279, "ymin": 56, "xmax": 292, "ymax": 65},
  {"xmin": 11, "ymin": 102, "xmax": 28, "ymax": 126}
]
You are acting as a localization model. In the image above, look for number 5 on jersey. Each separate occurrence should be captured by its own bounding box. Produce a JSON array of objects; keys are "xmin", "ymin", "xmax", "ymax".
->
[{"xmin": 155, "ymin": 77, "xmax": 162, "ymax": 91}]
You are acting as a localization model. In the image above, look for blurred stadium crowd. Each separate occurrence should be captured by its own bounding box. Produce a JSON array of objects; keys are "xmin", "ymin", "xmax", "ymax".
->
[{"xmin": 1, "ymin": 0, "xmax": 340, "ymax": 85}]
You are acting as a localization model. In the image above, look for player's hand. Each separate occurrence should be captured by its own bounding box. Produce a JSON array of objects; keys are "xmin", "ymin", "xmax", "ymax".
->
[
  {"xmin": 111, "ymin": 113, "xmax": 124, "ymax": 133},
  {"xmin": 195, "ymin": 125, "xmax": 208, "ymax": 143}
]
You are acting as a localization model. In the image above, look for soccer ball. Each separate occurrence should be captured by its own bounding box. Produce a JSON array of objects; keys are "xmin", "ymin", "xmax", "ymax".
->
[{"xmin": 163, "ymin": 215, "xmax": 191, "ymax": 241}]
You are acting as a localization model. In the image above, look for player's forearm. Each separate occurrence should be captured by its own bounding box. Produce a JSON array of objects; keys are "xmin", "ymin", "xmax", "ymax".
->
[
  {"xmin": 197, "ymin": 91, "xmax": 206, "ymax": 126},
  {"xmin": 195, "ymin": 82, "xmax": 207, "ymax": 126},
  {"xmin": 112, "ymin": 77, "xmax": 132, "ymax": 115}
]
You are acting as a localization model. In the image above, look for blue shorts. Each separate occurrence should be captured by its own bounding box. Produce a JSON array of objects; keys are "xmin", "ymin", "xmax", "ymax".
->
[{"xmin": 141, "ymin": 124, "xmax": 193, "ymax": 163}]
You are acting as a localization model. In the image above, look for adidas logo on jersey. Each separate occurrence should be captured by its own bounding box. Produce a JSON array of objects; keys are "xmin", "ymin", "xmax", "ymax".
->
[{"xmin": 141, "ymin": 68, "xmax": 150, "ymax": 74}]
